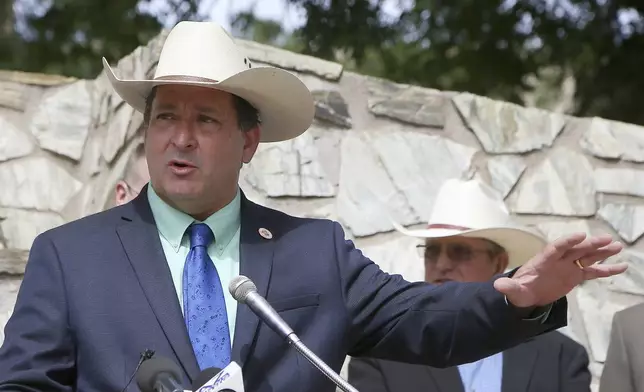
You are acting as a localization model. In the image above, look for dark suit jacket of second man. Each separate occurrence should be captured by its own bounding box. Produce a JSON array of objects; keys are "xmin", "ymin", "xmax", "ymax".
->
[{"xmin": 349, "ymin": 330, "xmax": 591, "ymax": 392}]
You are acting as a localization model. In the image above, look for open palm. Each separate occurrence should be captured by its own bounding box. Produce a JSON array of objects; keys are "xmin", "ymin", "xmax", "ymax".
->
[{"xmin": 494, "ymin": 233, "xmax": 627, "ymax": 308}]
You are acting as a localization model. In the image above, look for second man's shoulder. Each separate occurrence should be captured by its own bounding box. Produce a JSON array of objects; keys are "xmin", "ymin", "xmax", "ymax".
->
[{"xmin": 528, "ymin": 329, "xmax": 587, "ymax": 354}]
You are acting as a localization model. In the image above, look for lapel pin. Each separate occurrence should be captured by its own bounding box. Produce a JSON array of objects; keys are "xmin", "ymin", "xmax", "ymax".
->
[{"xmin": 258, "ymin": 228, "xmax": 273, "ymax": 239}]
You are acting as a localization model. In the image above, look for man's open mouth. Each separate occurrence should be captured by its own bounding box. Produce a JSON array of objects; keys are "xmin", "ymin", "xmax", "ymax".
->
[{"xmin": 169, "ymin": 160, "xmax": 195, "ymax": 168}]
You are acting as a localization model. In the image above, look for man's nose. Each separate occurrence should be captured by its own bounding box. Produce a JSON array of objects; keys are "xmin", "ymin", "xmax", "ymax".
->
[
  {"xmin": 171, "ymin": 121, "xmax": 197, "ymax": 149},
  {"xmin": 435, "ymin": 250, "xmax": 455, "ymax": 272}
]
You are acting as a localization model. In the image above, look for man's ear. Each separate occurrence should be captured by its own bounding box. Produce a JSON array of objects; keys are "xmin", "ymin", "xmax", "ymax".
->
[
  {"xmin": 241, "ymin": 126, "xmax": 261, "ymax": 164},
  {"xmin": 495, "ymin": 252, "xmax": 510, "ymax": 274},
  {"xmin": 114, "ymin": 181, "xmax": 128, "ymax": 206}
]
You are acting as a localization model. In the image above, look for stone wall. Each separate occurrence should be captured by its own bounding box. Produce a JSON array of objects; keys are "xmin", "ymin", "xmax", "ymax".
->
[{"xmin": 2, "ymin": 31, "xmax": 644, "ymax": 391}]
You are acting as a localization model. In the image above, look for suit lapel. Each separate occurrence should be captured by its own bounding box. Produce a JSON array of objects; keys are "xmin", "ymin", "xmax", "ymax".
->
[
  {"xmin": 116, "ymin": 188, "xmax": 200, "ymax": 380},
  {"xmin": 426, "ymin": 367, "xmax": 465, "ymax": 392},
  {"xmin": 231, "ymin": 194, "xmax": 276, "ymax": 368},
  {"xmin": 502, "ymin": 340, "xmax": 539, "ymax": 392}
]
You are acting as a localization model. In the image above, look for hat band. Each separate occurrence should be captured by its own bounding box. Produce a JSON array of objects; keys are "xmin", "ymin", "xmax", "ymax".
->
[
  {"xmin": 155, "ymin": 75, "xmax": 219, "ymax": 83},
  {"xmin": 426, "ymin": 223, "xmax": 471, "ymax": 231}
]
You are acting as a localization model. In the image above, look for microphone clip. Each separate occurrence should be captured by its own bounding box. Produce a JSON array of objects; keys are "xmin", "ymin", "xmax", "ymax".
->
[
  {"xmin": 120, "ymin": 349, "xmax": 156, "ymax": 392},
  {"xmin": 141, "ymin": 349, "xmax": 156, "ymax": 361}
]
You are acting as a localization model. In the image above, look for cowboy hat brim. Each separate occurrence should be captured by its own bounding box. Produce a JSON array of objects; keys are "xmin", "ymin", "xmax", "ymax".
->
[
  {"xmin": 102, "ymin": 58, "xmax": 315, "ymax": 143},
  {"xmin": 392, "ymin": 221, "xmax": 546, "ymax": 269}
]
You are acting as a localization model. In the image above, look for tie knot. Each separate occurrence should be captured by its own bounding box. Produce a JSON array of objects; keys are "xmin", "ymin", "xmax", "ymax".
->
[{"xmin": 188, "ymin": 223, "xmax": 214, "ymax": 249}]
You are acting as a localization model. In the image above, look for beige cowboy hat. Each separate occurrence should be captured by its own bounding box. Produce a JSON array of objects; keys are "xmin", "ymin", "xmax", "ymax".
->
[
  {"xmin": 101, "ymin": 21, "xmax": 315, "ymax": 143},
  {"xmin": 393, "ymin": 178, "xmax": 546, "ymax": 268}
]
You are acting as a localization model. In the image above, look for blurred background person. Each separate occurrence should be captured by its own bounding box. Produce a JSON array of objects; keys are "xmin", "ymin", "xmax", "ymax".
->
[
  {"xmin": 600, "ymin": 302, "xmax": 644, "ymax": 392},
  {"xmin": 349, "ymin": 178, "xmax": 591, "ymax": 392},
  {"xmin": 114, "ymin": 142, "xmax": 148, "ymax": 207}
]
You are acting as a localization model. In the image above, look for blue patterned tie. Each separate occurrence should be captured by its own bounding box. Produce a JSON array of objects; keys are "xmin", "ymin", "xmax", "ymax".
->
[{"xmin": 183, "ymin": 223, "xmax": 231, "ymax": 370}]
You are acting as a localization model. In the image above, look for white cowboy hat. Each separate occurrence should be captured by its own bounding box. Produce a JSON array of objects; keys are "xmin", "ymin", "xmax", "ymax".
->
[
  {"xmin": 101, "ymin": 21, "xmax": 315, "ymax": 143},
  {"xmin": 393, "ymin": 178, "xmax": 546, "ymax": 268}
]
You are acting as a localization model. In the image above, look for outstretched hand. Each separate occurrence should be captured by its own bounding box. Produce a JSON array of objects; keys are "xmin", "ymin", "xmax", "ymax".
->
[{"xmin": 494, "ymin": 233, "xmax": 627, "ymax": 308}]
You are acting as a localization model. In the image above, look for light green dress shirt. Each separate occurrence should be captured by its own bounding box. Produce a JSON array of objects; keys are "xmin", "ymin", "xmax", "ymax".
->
[{"xmin": 147, "ymin": 183, "xmax": 241, "ymax": 342}]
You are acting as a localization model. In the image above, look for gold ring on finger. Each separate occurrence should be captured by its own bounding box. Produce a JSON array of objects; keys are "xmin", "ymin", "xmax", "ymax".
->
[{"xmin": 574, "ymin": 259, "xmax": 584, "ymax": 270}]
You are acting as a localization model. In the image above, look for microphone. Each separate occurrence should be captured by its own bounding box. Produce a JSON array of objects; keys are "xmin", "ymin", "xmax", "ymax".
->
[
  {"xmin": 194, "ymin": 362, "xmax": 245, "ymax": 392},
  {"xmin": 121, "ymin": 349, "xmax": 156, "ymax": 392},
  {"xmin": 229, "ymin": 276, "xmax": 359, "ymax": 392},
  {"xmin": 136, "ymin": 356, "xmax": 185, "ymax": 392},
  {"xmin": 191, "ymin": 367, "xmax": 222, "ymax": 391}
]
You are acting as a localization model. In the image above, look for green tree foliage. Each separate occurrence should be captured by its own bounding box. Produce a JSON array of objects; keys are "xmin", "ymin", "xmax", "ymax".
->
[
  {"xmin": 286, "ymin": 0, "xmax": 397, "ymax": 66},
  {"xmin": 230, "ymin": 10, "xmax": 304, "ymax": 52},
  {"xmin": 284, "ymin": 0, "xmax": 644, "ymax": 125},
  {"xmin": 5, "ymin": 0, "xmax": 644, "ymax": 125},
  {"xmin": 562, "ymin": 0, "xmax": 644, "ymax": 125},
  {"xmin": 2, "ymin": 0, "xmax": 203, "ymax": 78}
]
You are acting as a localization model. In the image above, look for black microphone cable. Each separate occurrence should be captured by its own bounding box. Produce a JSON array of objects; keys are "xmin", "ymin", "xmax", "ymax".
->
[{"xmin": 121, "ymin": 349, "xmax": 156, "ymax": 392}]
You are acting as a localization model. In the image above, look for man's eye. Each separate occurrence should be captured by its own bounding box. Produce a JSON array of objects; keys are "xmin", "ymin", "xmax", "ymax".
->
[
  {"xmin": 199, "ymin": 115, "xmax": 217, "ymax": 123},
  {"xmin": 156, "ymin": 113, "xmax": 174, "ymax": 120}
]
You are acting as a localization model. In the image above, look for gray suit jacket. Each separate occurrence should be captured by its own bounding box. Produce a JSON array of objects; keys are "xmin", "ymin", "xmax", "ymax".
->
[{"xmin": 600, "ymin": 302, "xmax": 644, "ymax": 392}]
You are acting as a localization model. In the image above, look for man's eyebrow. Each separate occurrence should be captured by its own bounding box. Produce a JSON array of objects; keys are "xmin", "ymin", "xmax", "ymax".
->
[
  {"xmin": 195, "ymin": 105, "xmax": 221, "ymax": 115},
  {"xmin": 154, "ymin": 103, "xmax": 176, "ymax": 111}
]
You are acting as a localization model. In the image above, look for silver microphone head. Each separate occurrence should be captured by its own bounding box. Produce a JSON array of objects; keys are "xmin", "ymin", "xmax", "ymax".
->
[{"xmin": 229, "ymin": 275, "xmax": 257, "ymax": 303}]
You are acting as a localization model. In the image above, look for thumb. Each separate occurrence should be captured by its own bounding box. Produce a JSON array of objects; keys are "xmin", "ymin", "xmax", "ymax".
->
[
  {"xmin": 494, "ymin": 277, "xmax": 535, "ymax": 308},
  {"xmin": 493, "ymin": 276, "xmax": 521, "ymax": 296}
]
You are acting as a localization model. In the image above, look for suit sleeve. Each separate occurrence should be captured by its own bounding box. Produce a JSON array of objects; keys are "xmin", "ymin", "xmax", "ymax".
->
[
  {"xmin": 347, "ymin": 357, "xmax": 389, "ymax": 392},
  {"xmin": 560, "ymin": 338, "xmax": 591, "ymax": 392},
  {"xmin": 0, "ymin": 233, "xmax": 75, "ymax": 391},
  {"xmin": 332, "ymin": 222, "xmax": 567, "ymax": 368},
  {"xmin": 599, "ymin": 312, "xmax": 633, "ymax": 392}
]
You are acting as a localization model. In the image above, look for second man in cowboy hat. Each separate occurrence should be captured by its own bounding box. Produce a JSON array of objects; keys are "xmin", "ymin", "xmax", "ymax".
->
[{"xmin": 349, "ymin": 178, "xmax": 591, "ymax": 392}]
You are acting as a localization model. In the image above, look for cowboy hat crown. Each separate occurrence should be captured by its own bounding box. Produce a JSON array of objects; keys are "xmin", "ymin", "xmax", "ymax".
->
[
  {"xmin": 102, "ymin": 21, "xmax": 315, "ymax": 143},
  {"xmin": 428, "ymin": 178, "xmax": 513, "ymax": 231},
  {"xmin": 393, "ymin": 178, "xmax": 546, "ymax": 268},
  {"xmin": 153, "ymin": 21, "xmax": 252, "ymax": 84}
]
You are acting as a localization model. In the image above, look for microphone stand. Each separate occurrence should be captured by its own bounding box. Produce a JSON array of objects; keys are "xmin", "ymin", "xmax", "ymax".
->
[
  {"xmin": 229, "ymin": 276, "xmax": 360, "ymax": 392},
  {"xmin": 286, "ymin": 334, "xmax": 359, "ymax": 392}
]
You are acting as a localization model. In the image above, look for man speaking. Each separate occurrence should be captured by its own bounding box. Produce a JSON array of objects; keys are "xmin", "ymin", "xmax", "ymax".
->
[{"xmin": 0, "ymin": 21, "xmax": 627, "ymax": 392}]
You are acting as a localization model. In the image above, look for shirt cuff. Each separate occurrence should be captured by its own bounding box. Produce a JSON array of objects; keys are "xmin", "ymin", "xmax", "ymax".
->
[{"xmin": 504, "ymin": 295, "xmax": 554, "ymax": 323}]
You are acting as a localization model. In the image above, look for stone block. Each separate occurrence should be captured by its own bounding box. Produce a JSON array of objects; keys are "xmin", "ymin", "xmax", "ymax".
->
[
  {"xmin": 0, "ymin": 81, "xmax": 28, "ymax": 111},
  {"xmin": 30, "ymin": 80, "xmax": 92, "ymax": 161},
  {"xmin": 237, "ymin": 39, "xmax": 343, "ymax": 81},
  {"xmin": 366, "ymin": 77, "xmax": 447, "ymax": 127},
  {"xmin": 486, "ymin": 155, "xmax": 526, "ymax": 198},
  {"xmin": 581, "ymin": 117, "xmax": 644, "ymax": 162},
  {"xmin": 511, "ymin": 148, "xmax": 596, "ymax": 216},
  {"xmin": 0, "ymin": 116, "xmax": 34, "ymax": 162},
  {"xmin": 0, "ymin": 157, "xmax": 82, "ymax": 212},
  {"xmin": 453, "ymin": 93, "xmax": 565, "ymax": 153},
  {"xmin": 244, "ymin": 126, "xmax": 338, "ymax": 198},
  {"xmin": 336, "ymin": 128, "xmax": 477, "ymax": 237},
  {"xmin": 0, "ymin": 208, "xmax": 65, "ymax": 250},
  {"xmin": 598, "ymin": 202, "xmax": 644, "ymax": 244},
  {"xmin": 595, "ymin": 168, "xmax": 644, "ymax": 198},
  {"xmin": 102, "ymin": 103, "xmax": 135, "ymax": 163},
  {"xmin": 312, "ymin": 90, "xmax": 352, "ymax": 128}
]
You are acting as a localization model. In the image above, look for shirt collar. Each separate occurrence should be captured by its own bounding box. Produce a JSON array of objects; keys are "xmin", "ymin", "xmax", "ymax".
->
[{"xmin": 147, "ymin": 183, "xmax": 241, "ymax": 254}]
